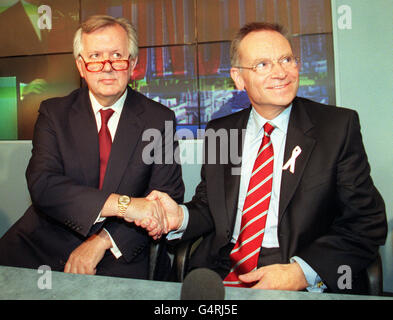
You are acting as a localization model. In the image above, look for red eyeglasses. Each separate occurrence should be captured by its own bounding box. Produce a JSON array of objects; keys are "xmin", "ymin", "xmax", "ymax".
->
[{"xmin": 79, "ymin": 55, "xmax": 130, "ymax": 72}]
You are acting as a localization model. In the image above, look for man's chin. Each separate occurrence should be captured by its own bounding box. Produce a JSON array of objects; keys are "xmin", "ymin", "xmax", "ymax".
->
[
  {"xmin": 270, "ymin": 92, "xmax": 297, "ymax": 108},
  {"xmin": 93, "ymin": 90, "xmax": 123, "ymax": 106}
]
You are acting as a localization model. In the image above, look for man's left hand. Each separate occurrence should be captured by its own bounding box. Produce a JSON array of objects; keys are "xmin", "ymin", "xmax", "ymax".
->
[
  {"xmin": 238, "ymin": 262, "xmax": 309, "ymax": 291},
  {"xmin": 64, "ymin": 230, "xmax": 112, "ymax": 275}
]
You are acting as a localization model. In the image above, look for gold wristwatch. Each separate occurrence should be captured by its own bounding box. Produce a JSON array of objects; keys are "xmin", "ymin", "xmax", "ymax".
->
[{"xmin": 118, "ymin": 195, "xmax": 131, "ymax": 217}]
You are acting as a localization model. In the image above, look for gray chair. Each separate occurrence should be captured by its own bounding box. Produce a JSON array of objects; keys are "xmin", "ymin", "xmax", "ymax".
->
[
  {"xmin": 366, "ymin": 252, "xmax": 383, "ymax": 296},
  {"xmin": 172, "ymin": 238, "xmax": 200, "ymax": 282},
  {"xmin": 149, "ymin": 240, "xmax": 173, "ymax": 280},
  {"xmin": 173, "ymin": 240, "xmax": 194, "ymax": 282}
]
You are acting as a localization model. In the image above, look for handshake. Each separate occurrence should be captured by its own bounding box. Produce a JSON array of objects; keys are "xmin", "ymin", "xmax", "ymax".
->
[{"xmin": 121, "ymin": 191, "xmax": 183, "ymax": 240}]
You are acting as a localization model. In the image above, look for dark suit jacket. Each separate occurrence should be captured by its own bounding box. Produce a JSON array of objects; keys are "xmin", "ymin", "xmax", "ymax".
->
[
  {"xmin": 182, "ymin": 97, "xmax": 386, "ymax": 294},
  {"xmin": 0, "ymin": 86, "xmax": 184, "ymax": 278}
]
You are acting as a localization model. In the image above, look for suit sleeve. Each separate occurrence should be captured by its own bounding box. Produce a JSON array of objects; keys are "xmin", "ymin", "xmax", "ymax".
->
[
  {"xmin": 103, "ymin": 111, "xmax": 185, "ymax": 262},
  {"xmin": 298, "ymin": 111, "xmax": 387, "ymax": 293},
  {"xmin": 26, "ymin": 101, "xmax": 110, "ymax": 237},
  {"xmin": 143, "ymin": 112, "xmax": 185, "ymax": 203}
]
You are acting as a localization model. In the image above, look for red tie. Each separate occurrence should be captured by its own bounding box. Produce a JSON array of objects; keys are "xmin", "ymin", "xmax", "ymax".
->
[
  {"xmin": 98, "ymin": 109, "xmax": 114, "ymax": 190},
  {"xmin": 224, "ymin": 122, "xmax": 275, "ymax": 287}
]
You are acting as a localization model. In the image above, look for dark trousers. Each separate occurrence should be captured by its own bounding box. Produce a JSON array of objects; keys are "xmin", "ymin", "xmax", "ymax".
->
[{"xmin": 213, "ymin": 243, "xmax": 282, "ymax": 279}]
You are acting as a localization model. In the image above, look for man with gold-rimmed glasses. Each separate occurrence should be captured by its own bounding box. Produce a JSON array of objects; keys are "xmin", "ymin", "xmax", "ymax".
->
[
  {"xmin": 147, "ymin": 22, "xmax": 386, "ymax": 294},
  {"xmin": 0, "ymin": 15, "xmax": 184, "ymax": 279}
]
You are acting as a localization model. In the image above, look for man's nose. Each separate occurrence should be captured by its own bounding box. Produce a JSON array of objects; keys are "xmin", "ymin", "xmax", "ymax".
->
[
  {"xmin": 270, "ymin": 62, "xmax": 287, "ymax": 78},
  {"xmin": 102, "ymin": 61, "xmax": 113, "ymax": 72}
]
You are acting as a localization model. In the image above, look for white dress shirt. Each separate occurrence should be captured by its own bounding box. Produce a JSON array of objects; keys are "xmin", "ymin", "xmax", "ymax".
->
[
  {"xmin": 89, "ymin": 90, "xmax": 128, "ymax": 259},
  {"xmin": 89, "ymin": 90, "xmax": 126, "ymax": 143},
  {"xmin": 232, "ymin": 105, "xmax": 290, "ymax": 246}
]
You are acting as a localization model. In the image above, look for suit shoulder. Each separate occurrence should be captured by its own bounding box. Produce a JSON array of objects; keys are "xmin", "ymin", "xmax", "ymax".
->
[
  {"xmin": 293, "ymin": 97, "xmax": 362, "ymax": 139},
  {"xmin": 39, "ymin": 88, "xmax": 82, "ymax": 113},
  {"xmin": 206, "ymin": 107, "xmax": 251, "ymax": 129},
  {"xmin": 296, "ymin": 96, "xmax": 357, "ymax": 118},
  {"xmin": 295, "ymin": 97, "xmax": 360, "ymax": 130}
]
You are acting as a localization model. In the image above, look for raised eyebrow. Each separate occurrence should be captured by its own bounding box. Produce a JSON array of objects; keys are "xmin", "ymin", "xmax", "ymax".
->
[
  {"xmin": 87, "ymin": 52, "xmax": 100, "ymax": 57},
  {"xmin": 253, "ymin": 54, "xmax": 294, "ymax": 64},
  {"xmin": 279, "ymin": 54, "xmax": 295, "ymax": 60},
  {"xmin": 252, "ymin": 58, "xmax": 271, "ymax": 65}
]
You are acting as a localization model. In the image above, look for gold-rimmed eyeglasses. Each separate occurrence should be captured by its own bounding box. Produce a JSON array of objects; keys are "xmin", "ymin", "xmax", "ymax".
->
[
  {"xmin": 79, "ymin": 55, "xmax": 131, "ymax": 72},
  {"xmin": 234, "ymin": 55, "xmax": 299, "ymax": 75}
]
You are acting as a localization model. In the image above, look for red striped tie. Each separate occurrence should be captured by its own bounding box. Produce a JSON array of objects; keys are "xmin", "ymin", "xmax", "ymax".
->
[
  {"xmin": 98, "ymin": 109, "xmax": 114, "ymax": 190},
  {"xmin": 224, "ymin": 122, "xmax": 275, "ymax": 287}
]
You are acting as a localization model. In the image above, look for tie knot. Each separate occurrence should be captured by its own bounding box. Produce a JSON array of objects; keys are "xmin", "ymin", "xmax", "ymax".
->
[
  {"xmin": 100, "ymin": 109, "xmax": 114, "ymax": 125},
  {"xmin": 263, "ymin": 122, "xmax": 275, "ymax": 136}
]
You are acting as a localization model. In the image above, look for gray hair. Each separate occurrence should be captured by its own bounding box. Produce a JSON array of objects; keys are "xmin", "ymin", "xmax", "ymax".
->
[
  {"xmin": 73, "ymin": 15, "xmax": 138, "ymax": 59},
  {"xmin": 230, "ymin": 22, "xmax": 286, "ymax": 67}
]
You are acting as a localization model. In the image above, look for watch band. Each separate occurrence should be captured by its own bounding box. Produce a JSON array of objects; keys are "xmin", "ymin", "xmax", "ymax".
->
[{"xmin": 118, "ymin": 195, "xmax": 131, "ymax": 217}]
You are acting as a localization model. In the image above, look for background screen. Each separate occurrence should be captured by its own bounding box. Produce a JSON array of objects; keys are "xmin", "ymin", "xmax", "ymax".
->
[{"xmin": 0, "ymin": 0, "xmax": 334, "ymax": 139}]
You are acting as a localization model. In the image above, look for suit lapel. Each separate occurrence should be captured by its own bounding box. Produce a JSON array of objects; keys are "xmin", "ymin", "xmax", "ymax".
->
[
  {"xmin": 278, "ymin": 98, "xmax": 316, "ymax": 225},
  {"xmin": 101, "ymin": 88, "xmax": 145, "ymax": 192},
  {"xmin": 224, "ymin": 107, "xmax": 251, "ymax": 229},
  {"xmin": 69, "ymin": 87, "xmax": 100, "ymax": 188}
]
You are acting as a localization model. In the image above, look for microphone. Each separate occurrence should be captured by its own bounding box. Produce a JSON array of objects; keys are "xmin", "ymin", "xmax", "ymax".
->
[{"xmin": 180, "ymin": 268, "xmax": 225, "ymax": 300}]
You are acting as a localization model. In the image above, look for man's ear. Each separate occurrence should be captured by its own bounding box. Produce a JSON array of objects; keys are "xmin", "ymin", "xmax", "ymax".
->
[
  {"xmin": 75, "ymin": 58, "xmax": 85, "ymax": 79},
  {"xmin": 128, "ymin": 57, "xmax": 138, "ymax": 81},
  {"xmin": 230, "ymin": 67, "xmax": 245, "ymax": 91},
  {"xmin": 130, "ymin": 56, "xmax": 138, "ymax": 71}
]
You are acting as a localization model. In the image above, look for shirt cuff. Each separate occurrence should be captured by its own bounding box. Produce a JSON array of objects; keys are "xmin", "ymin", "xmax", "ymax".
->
[
  {"xmin": 166, "ymin": 205, "xmax": 189, "ymax": 240},
  {"xmin": 103, "ymin": 228, "xmax": 122, "ymax": 259},
  {"xmin": 94, "ymin": 210, "xmax": 106, "ymax": 224},
  {"xmin": 290, "ymin": 256, "xmax": 327, "ymax": 292}
]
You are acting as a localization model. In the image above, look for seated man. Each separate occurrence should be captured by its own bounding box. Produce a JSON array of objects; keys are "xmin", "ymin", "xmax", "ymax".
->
[
  {"xmin": 147, "ymin": 22, "xmax": 387, "ymax": 294},
  {"xmin": 0, "ymin": 15, "xmax": 184, "ymax": 279}
]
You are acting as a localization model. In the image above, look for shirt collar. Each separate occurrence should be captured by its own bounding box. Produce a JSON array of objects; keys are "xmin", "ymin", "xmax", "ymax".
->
[
  {"xmin": 250, "ymin": 104, "xmax": 292, "ymax": 138},
  {"xmin": 89, "ymin": 89, "xmax": 128, "ymax": 115}
]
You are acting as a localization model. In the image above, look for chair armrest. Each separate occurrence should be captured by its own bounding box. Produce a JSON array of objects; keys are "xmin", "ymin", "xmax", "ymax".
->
[
  {"xmin": 366, "ymin": 252, "xmax": 383, "ymax": 296},
  {"xmin": 172, "ymin": 237, "xmax": 202, "ymax": 282},
  {"xmin": 149, "ymin": 241, "xmax": 160, "ymax": 280}
]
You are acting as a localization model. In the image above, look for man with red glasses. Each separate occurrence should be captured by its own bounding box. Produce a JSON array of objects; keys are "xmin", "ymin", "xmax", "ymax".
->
[{"xmin": 0, "ymin": 15, "xmax": 184, "ymax": 279}]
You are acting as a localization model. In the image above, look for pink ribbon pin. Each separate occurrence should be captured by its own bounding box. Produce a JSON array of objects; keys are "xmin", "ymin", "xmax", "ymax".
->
[{"xmin": 282, "ymin": 146, "xmax": 302, "ymax": 174}]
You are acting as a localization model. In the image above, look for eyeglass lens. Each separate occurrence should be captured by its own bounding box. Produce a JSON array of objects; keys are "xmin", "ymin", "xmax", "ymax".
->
[{"xmin": 86, "ymin": 60, "xmax": 129, "ymax": 72}]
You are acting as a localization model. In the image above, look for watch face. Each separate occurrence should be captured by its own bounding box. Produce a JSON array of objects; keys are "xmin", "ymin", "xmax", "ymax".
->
[{"xmin": 119, "ymin": 195, "xmax": 130, "ymax": 205}]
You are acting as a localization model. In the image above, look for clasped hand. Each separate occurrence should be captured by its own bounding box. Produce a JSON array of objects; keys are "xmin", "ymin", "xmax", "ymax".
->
[
  {"xmin": 122, "ymin": 191, "xmax": 183, "ymax": 240},
  {"xmin": 64, "ymin": 192, "xmax": 179, "ymax": 275}
]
